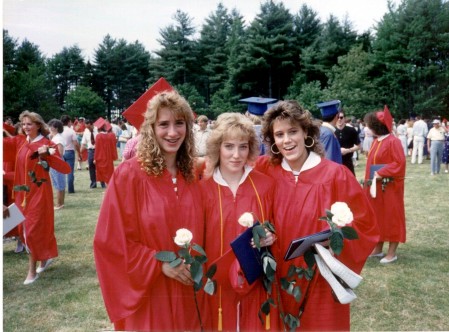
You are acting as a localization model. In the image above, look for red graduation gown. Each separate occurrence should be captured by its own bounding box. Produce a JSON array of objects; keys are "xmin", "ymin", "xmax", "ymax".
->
[
  {"xmin": 93, "ymin": 158, "xmax": 206, "ymax": 331},
  {"xmin": 364, "ymin": 135, "xmax": 406, "ymax": 242},
  {"xmin": 3, "ymin": 135, "xmax": 70, "ymax": 260},
  {"xmin": 94, "ymin": 132, "xmax": 118, "ymax": 183},
  {"xmin": 256, "ymin": 155, "xmax": 379, "ymax": 331},
  {"xmin": 201, "ymin": 170, "xmax": 278, "ymax": 331}
]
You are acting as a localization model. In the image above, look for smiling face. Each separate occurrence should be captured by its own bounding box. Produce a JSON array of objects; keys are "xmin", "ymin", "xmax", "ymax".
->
[
  {"xmin": 272, "ymin": 118, "xmax": 308, "ymax": 171},
  {"xmin": 154, "ymin": 107, "xmax": 187, "ymax": 157},
  {"xmin": 21, "ymin": 116, "xmax": 40, "ymax": 140},
  {"xmin": 219, "ymin": 135, "xmax": 250, "ymax": 177}
]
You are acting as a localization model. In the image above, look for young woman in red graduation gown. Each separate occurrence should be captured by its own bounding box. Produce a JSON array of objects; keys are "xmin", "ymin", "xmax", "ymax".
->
[
  {"xmin": 93, "ymin": 91, "xmax": 206, "ymax": 331},
  {"xmin": 3, "ymin": 111, "xmax": 71, "ymax": 285},
  {"xmin": 200, "ymin": 113, "xmax": 277, "ymax": 331},
  {"xmin": 255, "ymin": 101, "xmax": 379, "ymax": 330},
  {"xmin": 363, "ymin": 109, "xmax": 406, "ymax": 263},
  {"xmin": 93, "ymin": 124, "xmax": 118, "ymax": 185}
]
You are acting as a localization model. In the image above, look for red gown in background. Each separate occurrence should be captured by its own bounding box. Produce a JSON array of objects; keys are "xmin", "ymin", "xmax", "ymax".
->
[
  {"xmin": 256, "ymin": 153, "xmax": 379, "ymax": 331},
  {"xmin": 3, "ymin": 136, "xmax": 19, "ymax": 237},
  {"xmin": 3, "ymin": 135, "xmax": 70, "ymax": 261},
  {"xmin": 94, "ymin": 132, "xmax": 118, "ymax": 183},
  {"xmin": 201, "ymin": 168, "xmax": 277, "ymax": 331},
  {"xmin": 93, "ymin": 158, "xmax": 206, "ymax": 331},
  {"xmin": 363, "ymin": 134, "xmax": 406, "ymax": 242}
]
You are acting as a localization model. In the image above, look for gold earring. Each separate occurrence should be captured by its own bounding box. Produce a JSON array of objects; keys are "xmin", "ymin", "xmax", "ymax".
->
[
  {"xmin": 270, "ymin": 143, "xmax": 280, "ymax": 155},
  {"xmin": 305, "ymin": 136, "xmax": 315, "ymax": 148}
]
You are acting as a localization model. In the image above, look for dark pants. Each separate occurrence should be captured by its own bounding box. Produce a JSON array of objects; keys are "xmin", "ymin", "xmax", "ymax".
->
[
  {"xmin": 63, "ymin": 150, "xmax": 75, "ymax": 193},
  {"xmin": 88, "ymin": 149, "xmax": 97, "ymax": 188}
]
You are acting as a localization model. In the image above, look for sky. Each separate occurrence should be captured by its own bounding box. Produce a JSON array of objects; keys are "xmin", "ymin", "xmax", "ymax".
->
[{"xmin": 3, "ymin": 0, "xmax": 395, "ymax": 61}]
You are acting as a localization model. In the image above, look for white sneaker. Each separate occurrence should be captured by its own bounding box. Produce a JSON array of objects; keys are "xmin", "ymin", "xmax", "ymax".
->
[
  {"xmin": 315, "ymin": 254, "xmax": 357, "ymax": 304},
  {"xmin": 314, "ymin": 244, "xmax": 363, "ymax": 289}
]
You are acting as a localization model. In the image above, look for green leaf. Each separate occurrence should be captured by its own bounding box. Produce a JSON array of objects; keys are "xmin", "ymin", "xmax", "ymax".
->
[
  {"xmin": 193, "ymin": 279, "xmax": 203, "ymax": 292},
  {"xmin": 39, "ymin": 159, "xmax": 49, "ymax": 171},
  {"xmin": 13, "ymin": 185, "xmax": 30, "ymax": 192},
  {"xmin": 178, "ymin": 248, "xmax": 190, "ymax": 259},
  {"xmin": 190, "ymin": 260, "xmax": 203, "ymax": 285},
  {"xmin": 326, "ymin": 209, "xmax": 333, "ymax": 219},
  {"xmin": 155, "ymin": 251, "xmax": 177, "ymax": 262},
  {"xmin": 305, "ymin": 268, "xmax": 315, "ymax": 281},
  {"xmin": 194, "ymin": 255, "xmax": 207, "ymax": 265},
  {"xmin": 203, "ymin": 278, "xmax": 216, "ymax": 295},
  {"xmin": 287, "ymin": 265, "xmax": 296, "ymax": 278},
  {"xmin": 28, "ymin": 171, "xmax": 36, "ymax": 183},
  {"xmin": 260, "ymin": 299, "xmax": 271, "ymax": 315},
  {"xmin": 255, "ymin": 224, "xmax": 267, "ymax": 238},
  {"xmin": 205, "ymin": 264, "xmax": 217, "ymax": 279},
  {"xmin": 192, "ymin": 243, "xmax": 207, "ymax": 256},
  {"xmin": 280, "ymin": 277, "xmax": 291, "ymax": 291},
  {"xmin": 293, "ymin": 286, "xmax": 302, "ymax": 302},
  {"xmin": 263, "ymin": 221, "xmax": 276, "ymax": 234},
  {"xmin": 252, "ymin": 228, "xmax": 261, "ymax": 249},
  {"xmin": 341, "ymin": 226, "xmax": 359, "ymax": 240},
  {"xmin": 169, "ymin": 257, "xmax": 183, "ymax": 268},
  {"xmin": 330, "ymin": 232, "xmax": 344, "ymax": 255},
  {"xmin": 304, "ymin": 249, "xmax": 316, "ymax": 269}
]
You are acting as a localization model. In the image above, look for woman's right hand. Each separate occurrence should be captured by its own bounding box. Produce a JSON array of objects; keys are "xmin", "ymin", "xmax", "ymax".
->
[{"xmin": 161, "ymin": 262, "xmax": 193, "ymax": 286}]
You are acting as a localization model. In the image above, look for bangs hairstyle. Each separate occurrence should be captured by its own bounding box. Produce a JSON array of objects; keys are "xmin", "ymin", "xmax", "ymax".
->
[
  {"xmin": 137, "ymin": 91, "xmax": 196, "ymax": 182},
  {"xmin": 19, "ymin": 110, "xmax": 50, "ymax": 137},
  {"xmin": 262, "ymin": 100, "xmax": 324, "ymax": 165},
  {"xmin": 364, "ymin": 111, "xmax": 390, "ymax": 136},
  {"xmin": 204, "ymin": 112, "xmax": 259, "ymax": 178}
]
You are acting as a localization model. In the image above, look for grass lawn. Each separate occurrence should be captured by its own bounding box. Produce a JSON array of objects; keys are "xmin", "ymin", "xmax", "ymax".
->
[{"xmin": 3, "ymin": 155, "xmax": 449, "ymax": 331}]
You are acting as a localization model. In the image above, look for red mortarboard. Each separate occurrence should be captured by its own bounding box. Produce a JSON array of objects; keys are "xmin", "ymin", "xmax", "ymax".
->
[
  {"xmin": 376, "ymin": 105, "xmax": 393, "ymax": 132},
  {"xmin": 3, "ymin": 123, "xmax": 16, "ymax": 135},
  {"xmin": 209, "ymin": 248, "xmax": 236, "ymax": 287},
  {"xmin": 122, "ymin": 77, "xmax": 174, "ymax": 130},
  {"xmin": 93, "ymin": 117, "xmax": 106, "ymax": 129}
]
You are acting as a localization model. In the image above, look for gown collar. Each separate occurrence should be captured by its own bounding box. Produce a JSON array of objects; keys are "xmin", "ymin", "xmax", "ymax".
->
[
  {"xmin": 322, "ymin": 122, "xmax": 336, "ymax": 133},
  {"xmin": 376, "ymin": 134, "xmax": 390, "ymax": 142},
  {"xmin": 27, "ymin": 134, "xmax": 44, "ymax": 143},
  {"xmin": 281, "ymin": 151, "xmax": 321, "ymax": 175},
  {"xmin": 213, "ymin": 164, "xmax": 253, "ymax": 187}
]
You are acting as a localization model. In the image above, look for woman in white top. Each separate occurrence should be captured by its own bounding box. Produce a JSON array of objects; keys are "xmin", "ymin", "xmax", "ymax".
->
[
  {"xmin": 362, "ymin": 126, "xmax": 374, "ymax": 156},
  {"xmin": 48, "ymin": 119, "xmax": 66, "ymax": 209},
  {"xmin": 396, "ymin": 119, "xmax": 408, "ymax": 156}
]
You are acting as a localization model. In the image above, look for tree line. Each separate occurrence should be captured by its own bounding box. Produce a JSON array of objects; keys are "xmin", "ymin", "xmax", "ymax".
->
[{"xmin": 3, "ymin": 0, "xmax": 449, "ymax": 123}]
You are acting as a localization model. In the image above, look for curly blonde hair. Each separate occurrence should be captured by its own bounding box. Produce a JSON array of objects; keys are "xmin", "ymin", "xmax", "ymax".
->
[
  {"xmin": 137, "ymin": 91, "xmax": 196, "ymax": 182},
  {"xmin": 262, "ymin": 100, "xmax": 324, "ymax": 165},
  {"xmin": 19, "ymin": 110, "xmax": 50, "ymax": 137},
  {"xmin": 204, "ymin": 112, "xmax": 260, "ymax": 178}
]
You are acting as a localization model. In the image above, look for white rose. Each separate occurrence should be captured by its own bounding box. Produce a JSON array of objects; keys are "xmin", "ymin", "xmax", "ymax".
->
[
  {"xmin": 48, "ymin": 147, "xmax": 56, "ymax": 155},
  {"xmin": 330, "ymin": 202, "xmax": 354, "ymax": 226},
  {"xmin": 174, "ymin": 228, "xmax": 193, "ymax": 247},
  {"xmin": 238, "ymin": 212, "xmax": 254, "ymax": 228}
]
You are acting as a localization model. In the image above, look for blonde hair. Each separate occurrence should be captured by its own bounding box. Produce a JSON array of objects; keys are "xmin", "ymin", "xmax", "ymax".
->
[
  {"xmin": 137, "ymin": 91, "xmax": 196, "ymax": 182},
  {"xmin": 204, "ymin": 112, "xmax": 259, "ymax": 178},
  {"xmin": 262, "ymin": 100, "xmax": 324, "ymax": 165},
  {"xmin": 19, "ymin": 110, "xmax": 50, "ymax": 137}
]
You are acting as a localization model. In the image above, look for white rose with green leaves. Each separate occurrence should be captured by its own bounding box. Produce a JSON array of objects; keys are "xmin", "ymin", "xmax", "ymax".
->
[
  {"xmin": 238, "ymin": 212, "xmax": 254, "ymax": 228},
  {"xmin": 330, "ymin": 202, "xmax": 354, "ymax": 226},
  {"xmin": 174, "ymin": 228, "xmax": 193, "ymax": 247}
]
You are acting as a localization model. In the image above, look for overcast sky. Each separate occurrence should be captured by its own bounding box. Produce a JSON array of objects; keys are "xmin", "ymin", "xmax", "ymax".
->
[{"xmin": 3, "ymin": 0, "xmax": 395, "ymax": 61}]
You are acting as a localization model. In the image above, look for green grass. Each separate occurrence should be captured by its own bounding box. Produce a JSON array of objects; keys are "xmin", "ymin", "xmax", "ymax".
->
[{"xmin": 3, "ymin": 156, "xmax": 449, "ymax": 331}]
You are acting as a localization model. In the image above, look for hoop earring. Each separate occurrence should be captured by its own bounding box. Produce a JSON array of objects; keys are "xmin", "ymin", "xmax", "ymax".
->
[
  {"xmin": 270, "ymin": 143, "xmax": 280, "ymax": 155},
  {"xmin": 304, "ymin": 136, "xmax": 315, "ymax": 148}
]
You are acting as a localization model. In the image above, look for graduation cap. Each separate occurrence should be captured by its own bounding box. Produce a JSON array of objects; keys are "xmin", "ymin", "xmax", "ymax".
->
[
  {"xmin": 122, "ymin": 77, "xmax": 174, "ymax": 130},
  {"xmin": 239, "ymin": 97, "xmax": 278, "ymax": 116},
  {"xmin": 376, "ymin": 105, "xmax": 393, "ymax": 132},
  {"xmin": 316, "ymin": 100, "xmax": 341, "ymax": 118},
  {"xmin": 3, "ymin": 122, "xmax": 16, "ymax": 135},
  {"xmin": 93, "ymin": 117, "xmax": 112, "ymax": 132}
]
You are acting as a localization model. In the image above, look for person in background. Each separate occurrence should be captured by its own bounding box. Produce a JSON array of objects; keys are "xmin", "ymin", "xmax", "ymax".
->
[
  {"xmin": 61, "ymin": 115, "xmax": 81, "ymax": 193},
  {"xmin": 256, "ymin": 100, "xmax": 379, "ymax": 330},
  {"xmin": 3, "ymin": 111, "xmax": 70, "ymax": 285},
  {"xmin": 427, "ymin": 119, "xmax": 446, "ymax": 175},
  {"xmin": 94, "ymin": 121, "xmax": 118, "ymax": 188},
  {"xmin": 122, "ymin": 133, "xmax": 140, "ymax": 161},
  {"xmin": 201, "ymin": 112, "xmax": 276, "ymax": 331},
  {"xmin": 48, "ymin": 119, "xmax": 66, "ymax": 210},
  {"xmin": 194, "ymin": 115, "xmax": 211, "ymax": 157},
  {"xmin": 74, "ymin": 117, "xmax": 87, "ymax": 170},
  {"xmin": 317, "ymin": 100, "xmax": 342, "ymax": 164},
  {"xmin": 442, "ymin": 118, "xmax": 449, "ymax": 173},
  {"xmin": 94, "ymin": 91, "xmax": 205, "ymax": 331},
  {"xmin": 335, "ymin": 111, "xmax": 361, "ymax": 175},
  {"xmin": 406, "ymin": 119, "xmax": 414, "ymax": 156},
  {"xmin": 396, "ymin": 119, "xmax": 408, "ymax": 157},
  {"xmin": 80, "ymin": 119, "xmax": 98, "ymax": 188},
  {"xmin": 118, "ymin": 123, "xmax": 131, "ymax": 158},
  {"xmin": 411, "ymin": 115, "xmax": 428, "ymax": 164},
  {"xmin": 363, "ymin": 107, "xmax": 406, "ymax": 264}
]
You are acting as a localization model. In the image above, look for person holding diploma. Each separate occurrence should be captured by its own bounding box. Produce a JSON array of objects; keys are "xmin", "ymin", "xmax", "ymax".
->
[
  {"xmin": 201, "ymin": 112, "xmax": 276, "ymax": 331},
  {"xmin": 363, "ymin": 107, "xmax": 406, "ymax": 264},
  {"xmin": 93, "ymin": 91, "xmax": 205, "ymax": 331},
  {"xmin": 3, "ymin": 111, "xmax": 70, "ymax": 285},
  {"xmin": 255, "ymin": 100, "xmax": 379, "ymax": 330}
]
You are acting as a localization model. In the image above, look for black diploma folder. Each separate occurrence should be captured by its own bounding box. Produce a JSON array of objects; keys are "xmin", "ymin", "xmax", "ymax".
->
[
  {"xmin": 369, "ymin": 164, "xmax": 386, "ymax": 180},
  {"xmin": 284, "ymin": 229, "xmax": 332, "ymax": 261},
  {"xmin": 230, "ymin": 223, "xmax": 264, "ymax": 284}
]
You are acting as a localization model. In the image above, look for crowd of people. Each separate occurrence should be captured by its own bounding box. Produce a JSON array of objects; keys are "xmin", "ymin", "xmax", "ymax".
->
[{"xmin": 3, "ymin": 91, "xmax": 448, "ymax": 330}]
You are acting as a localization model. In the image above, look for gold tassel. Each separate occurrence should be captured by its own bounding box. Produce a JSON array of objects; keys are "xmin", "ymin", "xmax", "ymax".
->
[
  {"xmin": 265, "ymin": 313, "xmax": 270, "ymax": 330},
  {"xmin": 21, "ymin": 197, "xmax": 26, "ymax": 208},
  {"xmin": 218, "ymin": 307, "xmax": 223, "ymax": 331}
]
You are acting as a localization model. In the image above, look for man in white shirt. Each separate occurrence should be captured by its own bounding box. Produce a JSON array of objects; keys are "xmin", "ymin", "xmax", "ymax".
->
[
  {"xmin": 194, "ymin": 115, "xmax": 211, "ymax": 157},
  {"xmin": 80, "ymin": 119, "xmax": 98, "ymax": 188},
  {"xmin": 411, "ymin": 115, "xmax": 429, "ymax": 164},
  {"xmin": 61, "ymin": 115, "xmax": 81, "ymax": 193}
]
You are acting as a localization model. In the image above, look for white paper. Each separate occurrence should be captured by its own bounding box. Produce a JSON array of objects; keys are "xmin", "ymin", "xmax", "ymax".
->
[
  {"xmin": 370, "ymin": 177, "xmax": 377, "ymax": 198},
  {"xmin": 3, "ymin": 203, "xmax": 25, "ymax": 236}
]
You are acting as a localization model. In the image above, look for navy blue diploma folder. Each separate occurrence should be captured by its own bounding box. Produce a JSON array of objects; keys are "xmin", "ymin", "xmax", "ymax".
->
[
  {"xmin": 230, "ymin": 223, "xmax": 264, "ymax": 285},
  {"xmin": 284, "ymin": 229, "xmax": 332, "ymax": 261},
  {"xmin": 369, "ymin": 164, "xmax": 386, "ymax": 180}
]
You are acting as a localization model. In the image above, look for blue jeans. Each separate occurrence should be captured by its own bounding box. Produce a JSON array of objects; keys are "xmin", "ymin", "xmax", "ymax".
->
[
  {"xmin": 88, "ymin": 149, "xmax": 97, "ymax": 188},
  {"xmin": 63, "ymin": 150, "xmax": 75, "ymax": 193}
]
